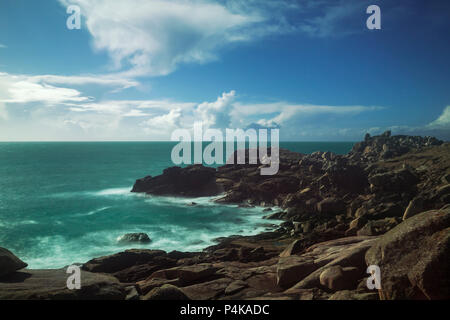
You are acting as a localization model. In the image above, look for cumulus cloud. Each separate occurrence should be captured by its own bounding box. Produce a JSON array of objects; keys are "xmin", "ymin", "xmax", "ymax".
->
[
  {"xmin": 195, "ymin": 90, "xmax": 236, "ymax": 128},
  {"xmin": 142, "ymin": 108, "xmax": 183, "ymax": 137}
]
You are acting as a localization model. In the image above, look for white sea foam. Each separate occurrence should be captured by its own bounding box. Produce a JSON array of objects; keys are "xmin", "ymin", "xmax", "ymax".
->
[
  {"xmin": 19, "ymin": 186, "xmax": 282, "ymax": 269},
  {"xmin": 46, "ymin": 187, "xmax": 134, "ymax": 199},
  {"xmin": 73, "ymin": 206, "xmax": 111, "ymax": 217},
  {"xmin": 92, "ymin": 188, "xmax": 132, "ymax": 196}
]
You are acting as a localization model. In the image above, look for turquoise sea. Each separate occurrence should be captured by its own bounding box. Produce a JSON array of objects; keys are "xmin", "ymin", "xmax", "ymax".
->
[{"xmin": 0, "ymin": 142, "xmax": 353, "ymax": 269}]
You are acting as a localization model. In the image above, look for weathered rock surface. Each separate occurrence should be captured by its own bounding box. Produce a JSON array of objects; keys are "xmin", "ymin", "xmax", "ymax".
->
[
  {"xmin": 148, "ymin": 263, "xmax": 219, "ymax": 286},
  {"xmin": 82, "ymin": 249, "xmax": 176, "ymax": 282},
  {"xmin": 366, "ymin": 206, "xmax": 450, "ymax": 300},
  {"xmin": 276, "ymin": 256, "xmax": 316, "ymax": 289},
  {"xmin": 328, "ymin": 290, "xmax": 378, "ymax": 300},
  {"xmin": 143, "ymin": 284, "xmax": 190, "ymax": 300},
  {"xmin": 282, "ymin": 236, "xmax": 377, "ymax": 293},
  {"xmin": 0, "ymin": 247, "xmax": 28, "ymax": 278},
  {"xmin": 0, "ymin": 268, "xmax": 125, "ymax": 300},
  {"xmin": 131, "ymin": 165, "xmax": 220, "ymax": 197},
  {"xmin": 319, "ymin": 266, "xmax": 361, "ymax": 291},
  {"xmin": 117, "ymin": 233, "xmax": 151, "ymax": 244}
]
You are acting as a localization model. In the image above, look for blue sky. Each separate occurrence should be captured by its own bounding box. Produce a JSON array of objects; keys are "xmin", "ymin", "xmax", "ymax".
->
[{"xmin": 0, "ymin": 0, "xmax": 449, "ymax": 141}]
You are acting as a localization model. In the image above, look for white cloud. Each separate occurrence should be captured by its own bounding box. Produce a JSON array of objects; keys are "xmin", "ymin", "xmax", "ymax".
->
[
  {"xmin": 0, "ymin": 72, "xmax": 140, "ymax": 107},
  {"xmin": 0, "ymin": 74, "xmax": 388, "ymax": 140},
  {"xmin": 123, "ymin": 109, "xmax": 151, "ymax": 117},
  {"xmin": 0, "ymin": 102, "xmax": 8, "ymax": 120},
  {"xmin": 427, "ymin": 106, "xmax": 450, "ymax": 129},
  {"xmin": 142, "ymin": 108, "xmax": 183, "ymax": 135},
  {"xmin": 68, "ymin": 102, "xmax": 123, "ymax": 115},
  {"xmin": 195, "ymin": 90, "xmax": 235, "ymax": 128},
  {"xmin": 232, "ymin": 102, "xmax": 384, "ymax": 125},
  {"xmin": 0, "ymin": 73, "xmax": 90, "ymax": 105},
  {"xmin": 30, "ymin": 74, "xmax": 138, "ymax": 90},
  {"xmin": 0, "ymin": 44, "xmax": 6, "ymax": 49},
  {"xmin": 136, "ymin": 100, "xmax": 196, "ymax": 111},
  {"xmin": 58, "ymin": 0, "xmax": 269, "ymax": 76}
]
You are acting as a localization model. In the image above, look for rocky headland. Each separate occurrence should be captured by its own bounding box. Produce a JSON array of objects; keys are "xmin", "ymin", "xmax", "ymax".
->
[{"xmin": 1, "ymin": 132, "xmax": 449, "ymax": 300}]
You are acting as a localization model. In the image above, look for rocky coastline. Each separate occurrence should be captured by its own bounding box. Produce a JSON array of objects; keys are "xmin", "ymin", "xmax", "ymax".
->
[{"xmin": 1, "ymin": 131, "xmax": 449, "ymax": 300}]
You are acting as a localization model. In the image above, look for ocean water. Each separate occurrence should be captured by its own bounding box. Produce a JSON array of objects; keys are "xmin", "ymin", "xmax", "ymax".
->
[{"xmin": 0, "ymin": 142, "xmax": 353, "ymax": 269}]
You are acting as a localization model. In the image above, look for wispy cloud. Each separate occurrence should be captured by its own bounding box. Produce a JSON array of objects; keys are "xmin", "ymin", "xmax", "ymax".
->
[
  {"xmin": 30, "ymin": 74, "xmax": 138, "ymax": 90},
  {"xmin": 0, "ymin": 73, "xmax": 90, "ymax": 105},
  {"xmin": 0, "ymin": 44, "xmax": 7, "ymax": 49},
  {"xmin": 232, "ymin": 101, "xmax": 384, "ymax": 125},
  {"xmin": 0, "ymin": 72, "xmax": 139, "ymax": 106},
  {"xmin": 427, "ymin": 106, "xmax": 450, "ymax": 129}
]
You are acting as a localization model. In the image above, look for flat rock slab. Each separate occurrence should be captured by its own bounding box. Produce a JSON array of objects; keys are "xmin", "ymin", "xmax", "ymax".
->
[
  {"xmin": 366, "ymin": 207, "xmax": 450, "ymax": 299},
  {"xmin": 0, "ymin": 268, "xmax": 125, "ymax": 300}
]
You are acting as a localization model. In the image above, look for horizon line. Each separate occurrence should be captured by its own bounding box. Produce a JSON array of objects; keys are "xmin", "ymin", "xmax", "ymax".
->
[{"xmin": 0, "ymin": 140, "xmax": 358, "ymax": 143}]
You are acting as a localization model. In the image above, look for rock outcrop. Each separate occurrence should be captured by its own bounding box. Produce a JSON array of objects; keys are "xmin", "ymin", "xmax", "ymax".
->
[
  {"xmin": 0, "ymin": 248, "xmax": 27, "ymax": 278},
  {"xmin": 0, "ymin": 268, "xmax": 126, "ymax": 300},
  {"xmin": 131, "ymin": 165, "xmax": 220, "ymax": 197}
]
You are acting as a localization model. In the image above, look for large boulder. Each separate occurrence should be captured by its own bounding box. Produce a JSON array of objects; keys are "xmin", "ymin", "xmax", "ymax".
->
[
  {"xmin": 317, "ymin": 198, "xmax": 346, "ymax": 215},
  {"xmin": 0, "ymin": 248, "xmax": 27, "ymax": 278},
  {"xmin": 83, "ymin": 249, "xmax": 167, "ymax": 273},
  {"xmin": 285, "ymin": 236, "xmax": 378, "ymax": 291},
  {"xmin": 276, "ymin": 256, "xmax": 317, "ymax": 289},
  {"xmin": 117, "ymin": 233, "xmax": 151, "ymax": 244},
  {"xmin": 365, "ymin": 206, "xmax": 450, "ymax": 300},
  {"xmin": 131, "ymin": 165, "xmax": 220, "ymax": 197},
  {"xmin": 279, "ymin": 240, "xmax": 303, "ymax": 257},
  {"xmin": 357, "ymin": 218, "xmax": 399, "ymax": 236},
  {"xmin": 82, "ymin": 249, "xmax": 176, "ymax": 282},
  {"xmin": 0, "ymin": 268, "xmax": 125, "ymax": 300},
  {"xmin": 368, "ymin": 168, "xmax": 419, "ymax": 193}
]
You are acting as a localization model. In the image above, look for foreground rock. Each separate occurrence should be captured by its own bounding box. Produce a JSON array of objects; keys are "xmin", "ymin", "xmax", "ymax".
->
[
  {"xmin": 280, "ymin": 236, "xmax": 377, "ymax": 292},
  {"xmin": 0, "ymin": 248, "xmax": 28, "ymax": 278},
  {"xmin": 1, "ymin": 205, "xmax": 448, "ymax": 300},
  {"xmin": 366, "ymin": 206, "xmax": 450, "ymax": 300},
  {"xmin": 0, "ymin": 268, "xmax": 126, "ymax": 300},
  {"xmin": 82, "ymin": 249, "xmax": 178, "ymax": 283}
]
